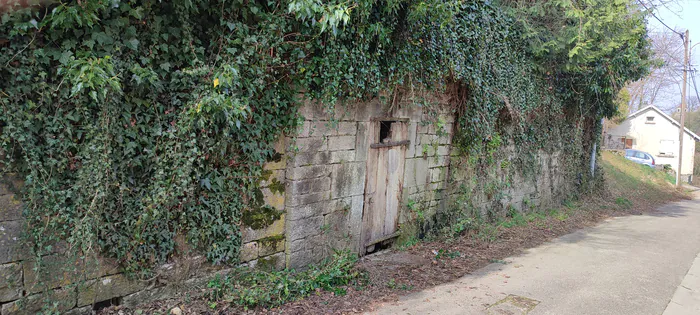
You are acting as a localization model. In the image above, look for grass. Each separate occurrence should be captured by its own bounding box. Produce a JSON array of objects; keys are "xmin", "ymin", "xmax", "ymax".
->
[
  {"xmin": 453, "ymin": 151, "xmax": 685, "ymax": 244},
  {"xmin": 601, "ymin": 150, "xmax": 682, "ymax": 204}
]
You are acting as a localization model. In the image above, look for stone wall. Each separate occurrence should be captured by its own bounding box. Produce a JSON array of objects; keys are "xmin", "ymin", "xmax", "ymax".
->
[
  {"xmin": 445, "ymin": 145, "xmax": 571, "ymax": 223},
  {"xmin": 0, "ymin": 99, "xmax": 574, "ymax": 313},
  {"xmin": 283, "ymin": 100, "xmax": 455, "ymax": 268}
]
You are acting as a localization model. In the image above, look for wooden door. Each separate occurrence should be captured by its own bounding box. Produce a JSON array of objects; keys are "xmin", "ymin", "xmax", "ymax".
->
[
  {"xmin": 361, "ymin": 120, "xmax": 408, "ymax": 255},
  {"xmin": 625, "ymin": 138, "xmax": 633, "ymax": 149}
]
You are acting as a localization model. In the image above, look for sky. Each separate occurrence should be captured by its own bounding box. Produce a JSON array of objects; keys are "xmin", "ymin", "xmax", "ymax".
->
[{"xmin": 647, "ymin": 0, "xmax": 700, "ymax": 110}]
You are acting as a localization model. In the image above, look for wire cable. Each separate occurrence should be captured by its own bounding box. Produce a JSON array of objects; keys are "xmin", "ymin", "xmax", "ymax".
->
[{"xmin": 637, "ymin": 0, "xmax": 685, "ymax": 39}]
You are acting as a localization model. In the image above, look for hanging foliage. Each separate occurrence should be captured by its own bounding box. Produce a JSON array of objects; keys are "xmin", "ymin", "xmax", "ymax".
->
[{"xmin": 0, "ymin": 0, "xmax": 650, "ymax": 277}]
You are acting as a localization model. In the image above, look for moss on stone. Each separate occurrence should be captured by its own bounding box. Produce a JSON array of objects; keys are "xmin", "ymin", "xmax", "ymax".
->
[
  {"xmin": 268, "ymin": 178, "xmax": 285, "ymax": 194},
  {"xmin": 259, "ymin": 235, "xmax": 284, "ymax": 249}
]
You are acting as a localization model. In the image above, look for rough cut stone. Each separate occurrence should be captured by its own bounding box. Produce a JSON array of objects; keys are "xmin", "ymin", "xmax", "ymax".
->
[
  {"xmin": 327, "ymin": 136, "xmax": 356, "ymax": 151},
  {"xmin": 335, "ymin": 122, "xmax": 357, "ymax": 136},
  {"xmin": 241, "ymin": 214, "xmax": 285, "ymax": 242},
  {"xmin": 286, "ymin": 165, "xmax": 331, "ymax": 180},
  {"xmin": 291, "ymin": 151, "xmax": 332, "ymax": 167},
  {"xmin": 355, "ymin": 122, "xmax": 370, "ymax": 162},
  {"xmin": 299, "ymin": 121, "xmax": 333, "ymax": 137},
  {"xmin": 331, "ymin": 163, "xmax": 366, "ymax": 198},
  {"xmin": 329, "ymin": 150, "xmax": 355, "ymax": 164},
  {"xmin": 403, "ymin": 158, "xmax": 430, "ymax": 188},
  {"xmin": 289, "ymin": 177, "xmax": 331, "ymax": 196},
  {"xmin": 259, "ymin": 170, "xmax": 285, "ymax": 187},
  {"xmin": 285, "ymin": 191, "xmax": 331, "ymax": 207},
  {"xmin": 24, "ymin": 255, "xmax": 119, "ymax": 294},
  {"xmin": 0, "ymin": 220, "xmax": 28, "ymax": 264},
  {"xmin": 287, "ymin": 198, "xmax": 349, "ymax": 221},
  {"xmin": 258, "ymin": 237, "xmax": 285, "ymax": 257},
  {"xmin": 437, "ymin": 145, "xmax": 450, "ymax": 156},
  {"xmin": 294, "ymin": 137, "xmax": 326, "ymax": 152},
  {"xmin": 0, "ymin": 262, "xmax": 22, "ymax": 302},
  {"xmin": 121, "ymin": 285, "xmax": 177, "ymax": 308},
  {"xmin": 64, "ymin": 306, "xmax": 92, "ymax": 315},
  {"xmin": 287, "ymin": 216, "xmax": 324, "ymax": 241},
  {"xmin": 77, "ymin": 274, "xmax": 147, "ymax": 307},
  {"xmin": 240, "ymin": 242, "xmax": 259, "ymax": 262},
  {"xmin": 0, "ymin": 175, "xmax": 23, "ymax": 196},
  {"xmin": 0, "ymin": 195, "xmax": 22, "ymax": 222},
  {"xmin": 261, "ymin": 188, "xmax": 285, "ymax": 211},
  {"xmin": 406, "ymin": 122, "xmax": 418, "ymax": 158},
  {"xmin": 2, "ymin": 287, "xmax": 75, "ymax": 315},
  {"xmin": 249, "ymin": 252, "xmax": 285, "ymax": 271}
]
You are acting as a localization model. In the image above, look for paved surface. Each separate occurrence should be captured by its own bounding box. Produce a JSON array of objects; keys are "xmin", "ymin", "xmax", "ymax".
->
[{"xmin": 370, "ymin": 194, "xmax": 700, "ymax": 315}]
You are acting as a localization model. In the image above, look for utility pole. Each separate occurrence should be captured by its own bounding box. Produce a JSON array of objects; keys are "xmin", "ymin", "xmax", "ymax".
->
[{"xmin": 677, "ymin": 29, "xmax": 690, "ymax": 188}]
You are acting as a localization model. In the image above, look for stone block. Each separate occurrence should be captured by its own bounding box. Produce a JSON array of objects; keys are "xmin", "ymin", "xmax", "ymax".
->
[
  {"xmin": 406, "ymin": 122, "xmax": 418, "ymax": 158},
  {"xmin": 250, "ymin": 252, "xmax": 286, "ymax": 271},
  {"xmin": 403, "ymin": 158, "xmax": 430, "ymax": 188},
  {"xmin": 0, "ymin": 220, "xmax": 27, "ymax": 264},
  {"xmin": 287, "ymin": 198, "xmax": 350, "ymax": 221},
  {"xmin": 259, "ymin": 170, "xmax": 285, "ymax": 188},
  {"xmin": 355, "ymin": 122, "xmax": 370, "ymax": 162},
  {"xmin": 0, "ymin": 262, "xmax": 22, "ymax": 302},
  {"xmin": 23, "ymin": 255, "xmax": 119, "ymax": 294},
  {"xmin": 0, "ymin": 195, "xmax": 21, "ymax": 222},
  {"xmin": 241, "ymin": 214, "xmax": 285, "ymax": 243},
  {"xmin": 263, "ymin": 156, "xmax": 287, "ymax": 171},
  {"xmin": 429, "ymin": 155, "xmax": 448, "ymax": 168},
  {"xmin": 288, "ymin": 249, "xmax": 323, "ymax": 270},
  {"xmin": 77, "ymin": 274, "xmax": 147, "ymax": 307},
  {"xmin": 0, "ymin": 175, "xmax": 23, "ymax": 196},
  {"xmin": 419, "ymin": 134, "xmax": 437, "ymax": 146},
  {"xmin": 258, "ymin": 237, "xmax": 285, "ymax": 257},
  {"xmin": 64, "ymin": 306, "xmax": 92, "ymax": 315},
  {"xmin": 430, "ymin": 168, "xmax": 446, "ymax": 183},
  {"xmin": 240, "ymin": 242, "xmax": 259, "ymax": 262},
  {"xmin": 287, "ymin": 165, "xmax": 331, "ymax": 180},
  {"xmin": 330, "ymin": 150, "xmax": 355, "ymax": 164},
  {"xmin": 287, "ymin": 216, "xmax": 324, "ymax": 241},
  {"xmin": 2, "ymin": 287, "xmax": 75, "ymax": 315},
  {"xmin": 294, "ymin": 137, "xmax": 326, "ymax": 152},
  {"xmin": 285, "ymin": 191, "xmax": 331, "ymax": 207},
  {"xmin": 438, "ymin": 145, "xmax": 450, "ymax": 156},
  {"xmin": 298, "ymin": 121, "xmax": 333, "ymax": 137},
  {"xmin": 261, "ymin": 188, "xmax": 285, "ymax": 211},
  {"xmin": 336, "ymin": 122, "xmax": 357, "ymax": 136},
  {"xmin": 291, "ymin": 151, "xmax": 331, "ymax": 167},
  {"xmin": 288, "ymin": 177, "xmax": 331, "ymax": 196},
  {"xmin": 349, "ymin": 195, "xmax": 364, "ymax": 240},
  {"xmin": 327, "ymin": 136, "xmax": 356, "ymax": 151},
  {"xmin": 331, "ymin": 163, "xmax": 366, "ymax": 198},
  {"xmin": 121, "ymin": 285, "xmax": 177, "ymax": 308}
]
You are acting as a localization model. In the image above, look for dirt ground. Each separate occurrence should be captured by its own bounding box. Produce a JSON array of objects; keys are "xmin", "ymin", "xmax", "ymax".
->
[{"xmin": 99, "ymin": 186, "xmax": 686, "ymax": 315}]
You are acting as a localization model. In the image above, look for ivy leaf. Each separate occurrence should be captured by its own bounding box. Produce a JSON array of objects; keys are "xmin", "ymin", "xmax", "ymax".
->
[
  {"xmin": 125, "ymin": 38, "xmax": 139, "ymax": 51},
  {"xmin": 59, "ymin": 51, "xmax": 73, "ymax": 65}
]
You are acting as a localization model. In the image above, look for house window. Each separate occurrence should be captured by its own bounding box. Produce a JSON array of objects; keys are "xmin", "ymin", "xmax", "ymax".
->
[
  {"xmin": 659, "ymin": 140, "xmax": 675, "ymax": 157},
  {"xmin": 646, "ymin": 116, "xmax": 655, "ymax": 124}
]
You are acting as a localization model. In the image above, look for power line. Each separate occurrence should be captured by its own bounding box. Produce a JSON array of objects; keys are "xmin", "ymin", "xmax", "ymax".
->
[
  {"xmin": 637, "ymin": 0, "xmax": 685, "ymax": 39},
  {"xmin": 691, "ymin": 68, "xmax": 700, "ymax": 102}
]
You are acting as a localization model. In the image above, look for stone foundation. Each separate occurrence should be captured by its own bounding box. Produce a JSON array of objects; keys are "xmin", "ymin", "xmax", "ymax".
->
[{"xmin": 0, "ymin": 100, "xmax": 575, "ymax": 313}]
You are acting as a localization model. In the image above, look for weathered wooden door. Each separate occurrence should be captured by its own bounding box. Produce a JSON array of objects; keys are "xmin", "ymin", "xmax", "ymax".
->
[
  {"xmin": 625, "ymin": 138, "xmax": 633, "ymax": 149},
  {"xmin": 361, "ymin": 119, "xmax": 409, "ymax": 254}
]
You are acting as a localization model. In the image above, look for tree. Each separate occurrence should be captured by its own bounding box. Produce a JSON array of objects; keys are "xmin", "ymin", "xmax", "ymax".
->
[{"xmin": 626, "ymin": 28, "xmax": 685, "ymax": 112}]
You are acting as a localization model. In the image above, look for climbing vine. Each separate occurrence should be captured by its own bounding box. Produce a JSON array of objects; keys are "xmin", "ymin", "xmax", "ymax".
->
[{"xmin": 0, "ymin": 0, "xmax": 650, "ymax": 279}]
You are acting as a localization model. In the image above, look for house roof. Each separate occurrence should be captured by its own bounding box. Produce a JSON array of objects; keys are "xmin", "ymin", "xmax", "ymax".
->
[{"xmin": 627, "ymin": 105, "xmax": 700, "ymax": 141}]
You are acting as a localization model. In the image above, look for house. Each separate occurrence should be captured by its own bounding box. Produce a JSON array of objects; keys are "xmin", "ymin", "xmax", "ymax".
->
[{"xmin": 605, "ymin": 105, "xmax": 700, "ymax": 182}]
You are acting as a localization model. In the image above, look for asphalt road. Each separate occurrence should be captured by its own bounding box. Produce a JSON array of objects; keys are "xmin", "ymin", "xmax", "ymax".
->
[{"xmin": 370, "ymin": 193, "xmax": 700, "ymax": 315}]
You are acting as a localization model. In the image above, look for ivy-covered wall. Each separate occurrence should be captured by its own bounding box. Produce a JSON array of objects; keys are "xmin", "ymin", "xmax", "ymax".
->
[{"xmin": 0, "ymin": 0, "xmax": 651, "ymax": 312}]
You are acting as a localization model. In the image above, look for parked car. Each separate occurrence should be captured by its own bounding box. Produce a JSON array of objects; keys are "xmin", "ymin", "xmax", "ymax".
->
[{"xmin": 624, "ymin": 149, "xmax": 655, "ymax": 167}]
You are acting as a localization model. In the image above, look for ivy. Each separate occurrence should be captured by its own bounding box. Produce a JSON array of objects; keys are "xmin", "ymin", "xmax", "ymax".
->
[{"xmin": 0, "ymin": 0, "xmax": 650, "ymax": 281}]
